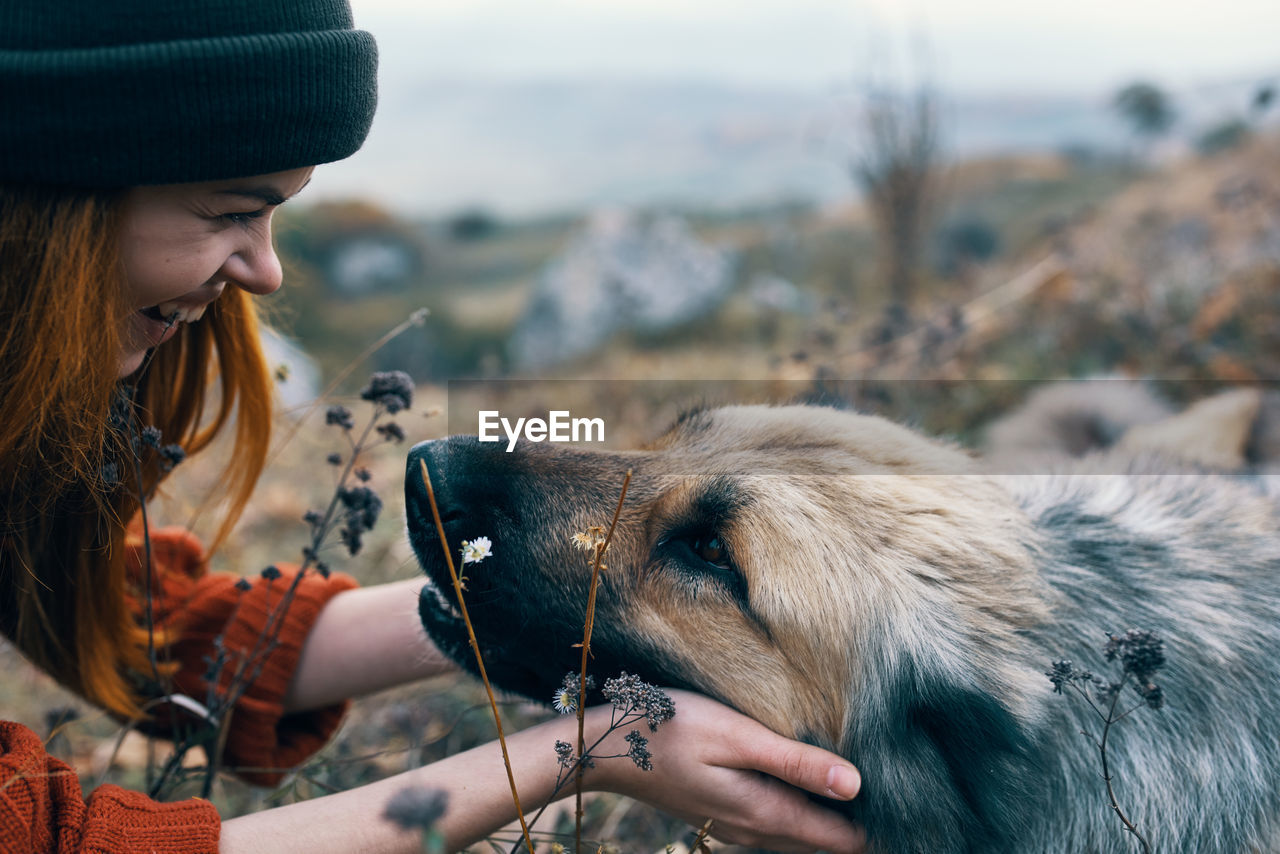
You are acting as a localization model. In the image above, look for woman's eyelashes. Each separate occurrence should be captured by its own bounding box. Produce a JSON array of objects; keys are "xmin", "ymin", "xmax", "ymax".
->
[{"xmin": 218, "ymin": 208, "xmax": 268, "ymax": 226}]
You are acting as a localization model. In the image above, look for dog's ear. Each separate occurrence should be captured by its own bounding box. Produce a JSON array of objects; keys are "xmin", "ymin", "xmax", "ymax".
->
[
  {"xmin": 982, "ymin": 379, "xmax": 1173, "ymax": 460},
  {"xmin": 1248, "ymin": 390, "xmax": 1280, "ymax": 466},
  {"xmin": 1118, "ymin": 387, "xmax": 1261, "ymax": 469}
]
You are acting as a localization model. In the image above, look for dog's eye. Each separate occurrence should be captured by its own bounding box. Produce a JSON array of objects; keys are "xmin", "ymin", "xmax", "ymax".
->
[
  {"xmin": 659, "ymin": 530, "xmax": 734, "ymax": 573},
  {"xmin": 655, "ymin": 528, "xmax": 746, "ymax": 602},
  {"xmin": 692, "ymin": 535, "xmax": 728, "ymax": 568}
]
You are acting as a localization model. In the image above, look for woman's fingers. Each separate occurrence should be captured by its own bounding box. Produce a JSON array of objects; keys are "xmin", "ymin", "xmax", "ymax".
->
[
  {"xmin": 592, "ymin": 691, "xmax": 866, "ymax": 852},
  {"xmin": 739, "ymin": 729, "xmax": 862, "ymax": 801},
  {"xmin": 707, "ymin": 770, "xmax": 867, "ymax": 852}
]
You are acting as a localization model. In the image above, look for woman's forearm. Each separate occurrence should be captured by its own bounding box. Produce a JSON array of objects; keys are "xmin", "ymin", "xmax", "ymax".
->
[
  {"xmin": 218, "ymin": 711, "xmax": 583, "ymax": 853},
  {"xmin": 283, "ymin": 578, "xmax": 456, "ymax": 713}
]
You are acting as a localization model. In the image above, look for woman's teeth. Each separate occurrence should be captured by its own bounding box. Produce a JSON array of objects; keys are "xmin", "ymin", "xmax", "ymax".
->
[{"xmin": 139, "ymin": 303, "xmax": 207, "ymax": 324}]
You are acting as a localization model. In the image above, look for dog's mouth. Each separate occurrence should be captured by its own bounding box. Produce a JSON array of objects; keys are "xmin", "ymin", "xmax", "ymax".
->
[
  {"xmin": 414, "ymin": 573, "xmax": 471, "ymax": 664},
  {"xmin": 408, "ymin": 503, "xmax": 578, "ymax": 702},
  {"xmin": 415, "ymin": 567, "xmax": 579, "ymax": 703}
]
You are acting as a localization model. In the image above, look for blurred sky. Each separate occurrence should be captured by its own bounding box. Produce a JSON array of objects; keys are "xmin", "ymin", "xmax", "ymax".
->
[
  {"xmin": 350, "ymin": 0, "xmax": 1277, "ymax": 95},
  {"xmin": 310, "ymin": 0, "xmax": 1279, "ymax": 215}
]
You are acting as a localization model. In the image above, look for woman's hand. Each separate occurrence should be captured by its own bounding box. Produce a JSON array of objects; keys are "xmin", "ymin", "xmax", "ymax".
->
[
  {"xmin": 587, "ymin": 689, "xmax": 866, "ymax": 853},
  {"xmin": 222, "ymin": 689, "xmax": 864, "ymax": 853}
]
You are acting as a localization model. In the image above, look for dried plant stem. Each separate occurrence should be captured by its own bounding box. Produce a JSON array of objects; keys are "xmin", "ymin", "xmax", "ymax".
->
[
  {"xmin": 212, "ymin": 411, "xmax": 380, "ymax": 699},
  {"xmin": 419, "ymin": 459, "xmax": 535, "ymax": 854},
  {"xmin": 269, "ymin": 308, "xmax": 428, "ymax": 464},
  {"xmin": 574, "ymin": 470, "xmax": 632, "ymax": 854},
  {"xmin": 512, "ymin": 704, "xmax": 652, "ymax": 852},
  {"xmin": 690, "ymin": 818, "xmax": 715, "ymax": 851},
  {"xmin": 1097, "ymin": 685, "xmax": 1152, "ymax": 854},
  {"xmin": 1067, "ymin": 675, "xmax": 1152, "ymax": 854},
  {"xmin": 151, "ymin": 410, "xmax": 383, "ymax": 799}
]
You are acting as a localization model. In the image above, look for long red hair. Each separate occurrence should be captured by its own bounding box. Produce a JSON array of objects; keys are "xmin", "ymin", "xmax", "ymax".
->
[{"xmin": 0, "ymin": 184, "xmax": 274, "ymax": 716}]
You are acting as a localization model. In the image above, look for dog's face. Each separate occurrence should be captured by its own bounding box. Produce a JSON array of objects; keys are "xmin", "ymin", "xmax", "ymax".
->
[
  {"xmin": 408, "ymin": 399, "xmax": 1280, "ymax": 851},
  {"xmin": 406, "ymin": 404, "xmax": 1048, "ymax": 750}
]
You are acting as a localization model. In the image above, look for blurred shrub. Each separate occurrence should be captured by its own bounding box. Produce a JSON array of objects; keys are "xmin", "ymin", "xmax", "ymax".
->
[
  {"xmin": 446, "ymin": 208, "xmax": 501, "ymax": 242},
  {"xmin": 1112, "ymin": 81, "xmax": 1176, "ymax": 141},
  {"xmin": 1251, "ymin": 83, "xmax": 1274, "ymax": 117},
  {"xmin": 849, "ymin": 79, "xmax": 943, "ymax": 309},
  {"xmin": 276, "ymin": 201, "xmax": 427, "ymax": 298},
  {"xmin": 934, "ymin": 217, "xmax": 1000, "ymax": 277},
  {"xmin": 1196, "ymin": 119, "xmax": 1251, "ymax": 157}
]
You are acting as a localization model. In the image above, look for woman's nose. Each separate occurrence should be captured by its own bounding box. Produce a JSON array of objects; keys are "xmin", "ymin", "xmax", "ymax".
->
[{"xmin": 222, "ymin": 234, "xmax": 284, "ymax": 296}]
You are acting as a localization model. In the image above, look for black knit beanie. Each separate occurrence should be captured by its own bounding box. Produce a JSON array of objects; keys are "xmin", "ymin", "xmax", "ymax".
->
[{"xmin": 0, "ymin": 0, "xmax": 377, "ymax": 187}]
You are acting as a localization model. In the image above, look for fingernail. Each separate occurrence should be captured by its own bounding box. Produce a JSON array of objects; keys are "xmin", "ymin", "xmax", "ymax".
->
[{"xmin": 825, "ymin": 764, "xmax": 860, "ymax": 799}]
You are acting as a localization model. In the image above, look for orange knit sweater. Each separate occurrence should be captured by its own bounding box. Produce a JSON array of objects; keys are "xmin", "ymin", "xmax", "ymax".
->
[{"xmin": 1, "ymin": 527, "xmax": 358, "ymax": 853}]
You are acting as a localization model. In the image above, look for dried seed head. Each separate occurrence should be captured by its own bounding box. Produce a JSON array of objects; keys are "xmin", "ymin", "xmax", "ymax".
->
[
  {"xmin": 382, "ymin": 785, "xmax": 448, "ymax": 832},
  {"xmin": 360, "ymin": 371, "xmax": 414, "ymax": 415},
  {"xmin": 325, "ymin": 405, "xmax": 355, "ymax": 430},
  {"xmin": 376, "ymin": 422, "xmax": 406, "ymax": 443}
]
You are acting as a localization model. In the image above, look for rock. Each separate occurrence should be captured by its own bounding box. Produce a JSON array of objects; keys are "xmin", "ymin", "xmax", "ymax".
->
[{"xmin": 511, "ymin": 208, "xmax": 735, "ymax": 368}]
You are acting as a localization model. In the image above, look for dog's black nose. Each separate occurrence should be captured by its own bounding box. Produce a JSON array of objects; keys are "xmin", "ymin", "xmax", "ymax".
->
[
  {"xmin": 406, "ymin": 437, "xmax": 471, "ymax": 527},
  {"xmin": 405, "ymin": 435, "xmax": 518, "ymax": 583},
  {"xmin": 406, "ymin": 434, "xmax": 516, "ymax": 531}
]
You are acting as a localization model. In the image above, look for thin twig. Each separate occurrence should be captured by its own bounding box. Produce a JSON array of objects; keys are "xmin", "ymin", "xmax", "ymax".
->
[
  {"xmin": 1098, "ymin": 679, "xmax": 1152, "ymax": 854},
  {"xmin": 575, "ymin": 471, "xmax": 632, "ymax": 853},
  {"xmin": 152, "ymin": 407, "xmax": 385, "ymax": 799},
  {"xmin": 419, "ymin": 459, "xmax": 536, "ymax": 854},
  {"xmin": 514, "ymin": 704, "xmax": 650, "ymax": 847},
  {"xmin": 268, "ymin": 308, "xmax": 428, "ymax": 464},
  {"xmin": 690, "ymin": 818, "xmax": 715, "ymax": 852}
]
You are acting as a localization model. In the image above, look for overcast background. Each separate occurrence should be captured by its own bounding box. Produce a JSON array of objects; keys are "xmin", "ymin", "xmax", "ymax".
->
[{"xmin": 306, "ymin": 0, "xmax": 1280, "ymax": 216}]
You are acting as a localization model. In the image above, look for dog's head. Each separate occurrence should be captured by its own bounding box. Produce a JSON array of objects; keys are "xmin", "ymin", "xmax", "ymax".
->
[{"xmin": 406, "ymin": 405, "xmax": 1047, "ymax": 751}]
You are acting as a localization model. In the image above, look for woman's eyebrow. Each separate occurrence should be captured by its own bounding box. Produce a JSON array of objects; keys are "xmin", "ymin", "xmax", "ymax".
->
[{"xmin": 215, "ymin": 178, "xmax": 311, "ymax": 207}]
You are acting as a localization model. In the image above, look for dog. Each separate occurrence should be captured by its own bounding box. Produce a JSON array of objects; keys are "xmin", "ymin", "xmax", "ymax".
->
[{"xmin": 405, "ymin": 396, "xmax": 1280, "ymax": 853}]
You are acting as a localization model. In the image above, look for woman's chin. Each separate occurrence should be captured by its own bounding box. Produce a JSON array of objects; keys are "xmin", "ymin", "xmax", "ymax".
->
[
  {"xmin": 118, "ymin": 313, "xmax": 182, "ymax": 377},
  {"xmin": 117, "ymin": 348, "xmax": 147, "ymax": 378}
]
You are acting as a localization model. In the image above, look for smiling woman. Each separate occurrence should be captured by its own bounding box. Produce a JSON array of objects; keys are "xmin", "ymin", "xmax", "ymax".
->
[
  {"xmin": 116, "ymin": 169, "xmax": 314, "ymax": 376},
  {"xmin": 0, "ymin": 1, "xmax": 866, "ymax": 852}
]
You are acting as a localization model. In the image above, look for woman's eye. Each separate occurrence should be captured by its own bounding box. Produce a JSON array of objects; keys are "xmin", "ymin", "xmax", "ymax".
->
[{"xmin": 219, "ymin": 209, "xmax": 266, "ymax": 226}]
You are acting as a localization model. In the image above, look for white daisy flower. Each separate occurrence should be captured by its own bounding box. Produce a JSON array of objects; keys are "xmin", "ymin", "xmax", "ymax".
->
[
  {"xmin": 552, "ymin": 686, "xmax": 577, "ymax": 715},
  {"xmin": 460, "ymin": 536, "xmax": 493, "ymax": 565}
]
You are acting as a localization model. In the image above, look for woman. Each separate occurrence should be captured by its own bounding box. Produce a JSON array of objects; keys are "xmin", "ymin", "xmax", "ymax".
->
[{"xmin": 0, "ymin": 1, "xmax": 865, "ymax": 852}]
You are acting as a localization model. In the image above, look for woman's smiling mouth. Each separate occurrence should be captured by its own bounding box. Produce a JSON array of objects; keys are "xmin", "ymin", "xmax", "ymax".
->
[{"xmin": 131, "ymin": 299, "xmax": 211, "ymax": 349}]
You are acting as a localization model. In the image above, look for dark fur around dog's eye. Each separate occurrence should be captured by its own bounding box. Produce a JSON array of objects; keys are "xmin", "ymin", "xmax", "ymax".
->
[
  {"xmin": 657, "ymin": 530, "xmax": 733, "ymax": 570},
  {"xmin": 655, "ymin": 529, "xmax": 746, "ymax": 601},
  {"xmin": 653, "ymin": 478, "xmax": 750, "ymax": 601}
]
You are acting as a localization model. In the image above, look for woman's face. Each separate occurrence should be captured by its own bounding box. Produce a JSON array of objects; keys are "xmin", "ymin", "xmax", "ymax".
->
[{"xmin": 115, "ymin": 166, "xmax": 314, "ymax": 377}]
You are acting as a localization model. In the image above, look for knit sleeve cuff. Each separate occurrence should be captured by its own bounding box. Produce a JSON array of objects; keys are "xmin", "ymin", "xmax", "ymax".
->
[
  {"xmin": 130, "ymin": 527, "xmax": 361, "ymax": 786},
  {"xmin": 188, "ymin": 563, "xmax": 359, "ymax": 787},
  {"xmin": 82, "ymin": 786, "xmax": 220, "ymax": 854}
]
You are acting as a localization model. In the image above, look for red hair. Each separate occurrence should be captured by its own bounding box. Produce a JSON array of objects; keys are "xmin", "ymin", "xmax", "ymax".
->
[{"xmin": 0, "ymin": 184, "xmax": 274, "ymax": 716}]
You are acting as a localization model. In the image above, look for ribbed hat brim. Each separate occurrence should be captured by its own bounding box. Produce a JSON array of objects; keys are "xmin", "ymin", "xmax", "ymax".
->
[{"xmin": 1, "ymin": 28, "xmax": 377, "ymax": 186}]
